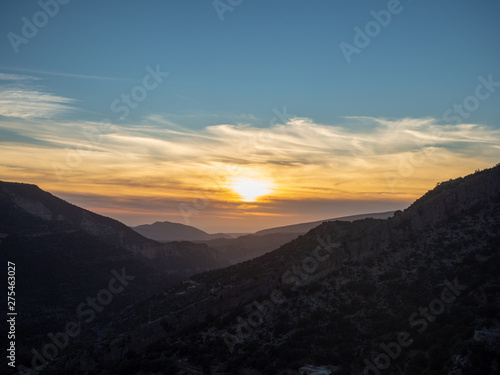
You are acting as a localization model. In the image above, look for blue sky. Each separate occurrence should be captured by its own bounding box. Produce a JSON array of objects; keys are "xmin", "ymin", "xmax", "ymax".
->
[
  {"xmin": 1, "ymin": 0, "xmax": 499, "ymax": 232},
  {"xmin": 2, "ymin": 0, "xmax": 499, "ymax": 126}
]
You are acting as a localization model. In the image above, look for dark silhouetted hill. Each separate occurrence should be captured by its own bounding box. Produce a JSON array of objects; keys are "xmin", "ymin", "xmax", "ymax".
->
[{"xmin": 0, "ymin": 181, "xmax": 229, "ymax": 276}]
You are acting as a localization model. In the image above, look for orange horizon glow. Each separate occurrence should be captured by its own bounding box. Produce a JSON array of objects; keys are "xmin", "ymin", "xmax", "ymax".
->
[
  {"xmin": 228, "ymin": 176, "xmax": 274, "ymax": 202},
  {"xmin": 1, "ymin": 116, "xmax": 499, "ymax": 231}
]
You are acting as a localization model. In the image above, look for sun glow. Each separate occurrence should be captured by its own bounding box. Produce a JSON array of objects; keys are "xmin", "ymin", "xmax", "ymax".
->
[{"xmin": 229, "ymin": 177, "xmax": 273, "ymax": 202}]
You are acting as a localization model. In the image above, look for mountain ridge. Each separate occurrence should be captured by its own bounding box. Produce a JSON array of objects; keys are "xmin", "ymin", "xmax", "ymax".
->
[
  {"xmin": 0, "ymin": 180, "xmax": 229, "ymax": 275},
  {"xmin": 131, "ymin": 212, "xmax": 397, "ymax": 264}
]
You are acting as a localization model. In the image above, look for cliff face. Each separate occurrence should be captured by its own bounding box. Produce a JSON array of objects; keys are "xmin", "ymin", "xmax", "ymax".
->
[{"xmin": 344, "ymin": 166, "xmax": 500, "ymax": 257}]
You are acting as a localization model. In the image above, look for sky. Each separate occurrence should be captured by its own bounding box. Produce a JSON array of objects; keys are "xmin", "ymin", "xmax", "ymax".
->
[{"xmin": 0, "ymin": 0, "xmax": 499, "ymax": 233}]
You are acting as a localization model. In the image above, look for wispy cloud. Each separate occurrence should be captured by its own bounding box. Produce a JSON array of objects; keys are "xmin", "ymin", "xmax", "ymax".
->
[
  {"xmin": 0, "ymin": 73, "xmax": 40, "ymax": 82},
  {"xmin": 0, "ymin": 72, "xmax": 75, "ymax": 119},
  {"xmin": 0, "ymin": 67, "xmax": 135, "ymax": 82},
  {"xmin": 1, "ymin": 114, "xmax": 499, "ymax": 231},
  {"xmin": 112, "ymin": 116, "xmax": 500, "ymax": 167}
]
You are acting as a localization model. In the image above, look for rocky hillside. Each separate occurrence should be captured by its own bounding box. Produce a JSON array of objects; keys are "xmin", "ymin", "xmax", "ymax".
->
[
  {"xmin": 0, "ymin": 181, "xmax": 229, "ymax": 275},
  {"xmin": 198, "ymin": 213, "xmax": 396, "ymax": 265},
  {"xmin": 0, "ymin": 181, "xmax": 235, "ymax": 374},
  {"xmin": 198, "ymin": 232, "xmax": 301, "ymax": 264},
  {"xmin": 62, "ymin": 165, "xmax": 500, "ymax": 375}
]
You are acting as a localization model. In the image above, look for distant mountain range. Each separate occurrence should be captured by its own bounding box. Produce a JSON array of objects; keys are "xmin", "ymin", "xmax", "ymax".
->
[
  {"xmin": 253, "ymin": 211, "xmax": 395, "ymax": 236},
  {"xmin": 198, "ymin": 212, "xmax": 394, "ymax": 264},
  {"xmin": 132, "ymin": 212, "xmax": 395, "ymax": 242},
  {"xmin": 132, "ymin": 212, "xmax": 395, "ymax": 264},
  {"xmin": 131, "ymin": 221, "xmax": 246, "ymax": 242}
]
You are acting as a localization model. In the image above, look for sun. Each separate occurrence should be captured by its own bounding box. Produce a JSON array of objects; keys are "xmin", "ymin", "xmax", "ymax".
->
[{"xmin": 229, "ymin": 177, "xmax": 273, "ymax": 202}]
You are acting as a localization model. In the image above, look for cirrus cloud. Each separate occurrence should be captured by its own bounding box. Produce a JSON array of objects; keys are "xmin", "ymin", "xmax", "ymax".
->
[
  {"xmin": 1, "ymin": 112, "xmax": 499, "ymax": 231},
  {"xmin": 0, "ymin": 73, "xmax": 75, "ymax": 119}
]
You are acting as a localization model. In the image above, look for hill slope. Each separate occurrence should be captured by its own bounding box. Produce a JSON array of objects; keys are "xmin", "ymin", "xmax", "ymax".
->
[
  {"xmin": 0, "ymin": 181, "xmax": 232, "ymax": 373},
  {"xmin": 199, "ymin": 232, "xmax": 301, "ymax": 264},
  {"xmin": 0, "ymin": 181, "xmax": 229, "ymax": 275},
  {"xmin": 199, "ymin": 212, "xmax": 397, "ymax": 264},
  {"xmin": 254, "ymin": 211, "xmax": 395, "ymax": 236}
]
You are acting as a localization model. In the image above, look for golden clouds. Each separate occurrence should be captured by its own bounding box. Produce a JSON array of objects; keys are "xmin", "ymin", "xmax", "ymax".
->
[{"xmin": 1, "ymin": 114, "xmax": 499, "ymax": 230}]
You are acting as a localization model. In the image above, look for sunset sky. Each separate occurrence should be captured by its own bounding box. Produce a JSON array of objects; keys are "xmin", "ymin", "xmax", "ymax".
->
[{"xmin": 1, "ymin": 0, "xmax": 499, "ymax": 232}]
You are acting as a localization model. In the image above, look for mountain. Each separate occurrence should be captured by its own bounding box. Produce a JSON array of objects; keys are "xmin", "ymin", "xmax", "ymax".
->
[
  {"xmin": 132, "ymin": 221, "xmax": 211, "ymax": 241},
  {"xmin": 197, "ymin": 212, "xmax": 397, "ymax": 264},
  {"xmin": 131, "ymin": 220, "xmax": 246, "ymax": 242},
  {"xmin": 254, "ymin": 211, "xmax": 395, "ymax": 236},
  {"xmin": 131, "ymin": 213, "xmax": 394, "ymax": 247},
  {"xmin": 0, "ymin": 181, "xmax": 235, "ymax": 373},
  {"xmin": 65, "ymin": 165, "xmax": 500, "ymax": 374},
  {"xmin": 131, "ymin": 213, "xmax": 395, "ymax": 265},
  {"xmin": 199, "ymin": 232, "xmax": 302, "ymax": 264},
  {"xmin": 0, "ymin": 182, "xmax": 168, "ymax": 372},
  {"xmin": 0, "ymin": 181, "xmax": 229, "ymax": 276}
]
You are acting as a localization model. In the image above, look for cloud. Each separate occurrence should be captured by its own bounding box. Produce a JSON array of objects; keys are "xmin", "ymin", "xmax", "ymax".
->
[
  {"xmin": 1, "ymin": 113, "xmax": 499, "ymax": 231},
  {"xmin": 110, "ymin": 116, "xmax": 500, "ymax": 167},
  {"xmin": 3, "ymin": 114, "xmax": 499, "ymax": 177},
  {"xmin": 0, "ymin": 73, "xmax": 40, "ymax": 82},
  {"xmin": 0, "ymin": 72, "xmax": 75, "ymax": 119},
  {"xmin": 0, "ymin": 127, "xmax": 62, "ymax": 148},
  {"xmin": 0, "ymin": 67, "xmax": 133, "ymax": 82}
]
